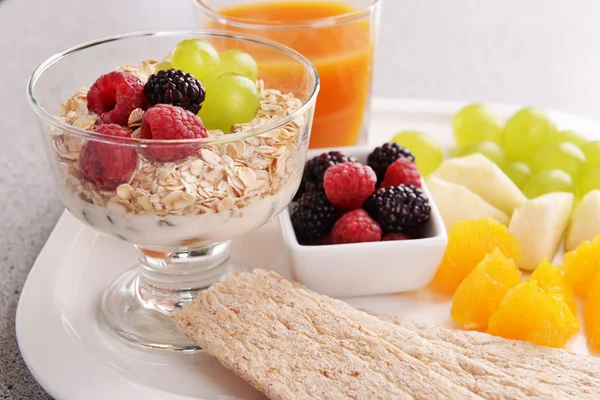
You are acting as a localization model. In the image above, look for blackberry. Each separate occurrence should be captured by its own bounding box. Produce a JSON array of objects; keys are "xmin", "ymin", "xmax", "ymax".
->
[
  {"xmin": 364, "ymin": 184, "xmax": 430, "ymax": 233},
  {"xmin": 291, "ymin": 191, "xmax": 338, "ymax": 244},
  {"xmin": 144, "ymin": 69, "xmax": 206, "ymax": 114},
  {"xmin": 367, "ymin": 143, "xmax": 415, "ymax": 183},
  {"xmin": 294, "ymin": 151, "xmax": 356, "ymax": 200},
  {"xmin": 305, "ymin": 151, "xmax": 356, "ymax": 182}
]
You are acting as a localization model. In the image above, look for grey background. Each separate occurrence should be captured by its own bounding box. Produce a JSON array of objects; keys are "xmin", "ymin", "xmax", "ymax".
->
[{"xmin": 1, "ymin": 0, "xmax": 600, "ymax": 398}]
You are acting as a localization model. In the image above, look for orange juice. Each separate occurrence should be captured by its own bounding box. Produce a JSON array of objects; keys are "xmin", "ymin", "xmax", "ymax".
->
[{"xmin": 210, "ymin": 1, "xmax": 375, "ymax": 148}]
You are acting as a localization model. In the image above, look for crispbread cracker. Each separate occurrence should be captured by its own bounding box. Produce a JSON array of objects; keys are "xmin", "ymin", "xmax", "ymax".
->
[{"xmin": 174, "ymin": 270, "xmax": 600, "ymax": 399}]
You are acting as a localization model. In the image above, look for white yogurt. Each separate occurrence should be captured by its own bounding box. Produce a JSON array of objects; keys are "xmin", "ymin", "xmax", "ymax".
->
[{"xmin": 59, "ymin": 184, "xmax": 297, "ymax": 248}]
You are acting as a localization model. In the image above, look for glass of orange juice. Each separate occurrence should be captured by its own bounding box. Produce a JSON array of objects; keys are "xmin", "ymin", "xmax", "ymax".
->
[{"xmin": 194, "ymin": 0, "xmax": 381, "ymax": 148}]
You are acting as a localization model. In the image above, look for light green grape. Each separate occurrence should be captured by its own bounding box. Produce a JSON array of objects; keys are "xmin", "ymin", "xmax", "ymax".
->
[
  {"xmin": 198, "ymin": 73, "xmax": 260, "ymax": 133},
  {"xmin": 391, "ymin": 130, "xmax": 443, "ymax": 177},
  {"xmin": 215, "ymin": 50, "xmax": 258, "ymax": 82},
  {"xmin": 452, "ymin": 104, "xmax": 504, "ymax": 148},
  {"xmin": 522, "ymin": 169, "xmax": 574, "ymax": 199},
  {"xmin": 171, "ymin": 39, "xmax": 219, "ymax": 80},
  {"xmin": 457, "ymin": 140, "xmax": 507, "ymax": 167},
  {"xmin": 577, "ymin": 168, "xmax": 600, "ymax": 199},
  {"xmin": 532, "ymin": 142, "xmax": 586, "ymax": 178},
  {"xmin": 502, "ymin": 162, "xmax": 532, "ymax": 189},
  {"xmin": 154, "ymin": 61, "xmax": 172, "ymax": 72},
  {"xmin": 549, "ymin": 130, "xmax": 587, "ymax": 149},
  {"xmin": 502, "ymin": 107, "xmax": 556, "ymax": 162},
  {"xmin": 584, "ymin": 141, "xmax": 600, "ymax": 171}
]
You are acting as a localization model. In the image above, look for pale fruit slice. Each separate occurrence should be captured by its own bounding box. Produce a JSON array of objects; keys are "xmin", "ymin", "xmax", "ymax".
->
[
  {"xmin": 427, "ymin": 177, "xmax": 509, "ymax": 231},
  {"xmin": 566, "ymin": 190, "xmax": 600, "ymax": 251},
  {"xmin": 508, "ymin": 192, "xmax": 573, "ymax": 270},
  {"xmin": 433, "ymin": 154, "xmax": 527, "ymax": 215}
]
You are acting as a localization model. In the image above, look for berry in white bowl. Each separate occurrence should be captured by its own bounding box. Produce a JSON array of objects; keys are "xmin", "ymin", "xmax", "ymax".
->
[{"xmin": 279, "ymin": 145, "xmax": 448, "ymax": 298}]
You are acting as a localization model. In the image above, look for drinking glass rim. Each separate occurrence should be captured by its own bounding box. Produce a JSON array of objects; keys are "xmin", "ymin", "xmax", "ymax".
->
[
  {"xmin": 195, "ymin": 0, "xmax": 380, "ymax": 30},
  {"xmin": 27, "ymin": 29, "xmax": 320, "ymax": 146}
]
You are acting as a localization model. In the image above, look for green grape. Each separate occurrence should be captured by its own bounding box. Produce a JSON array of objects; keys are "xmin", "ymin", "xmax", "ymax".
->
[
  {"xmin": 171, "ymin": 39, "xmax": 219, "ymax": 80},
  {"xmin": 457, "ymin": 140, "xmax": 507, "ymax": 167},
  {"xmin": 502, "ymin": 162, "xmax": 532, "ymax": 189},
  {"xmin": 549, "ymin": 130, "xmax": 587, "ymax": 149},
  {"xmin": 502, "ymin": 107, "xmax": 556, "ymax": 162},
  {"xmin": 452, "ymin": 104, "xmax": 504, "ymax": 148},
  {"xmin": 198, "ymin": 73, "xmax": 260, "ymax": 133},
  {"xmin": 215, "ymin": 50, "xmax": 258, "ymax": 82},
  {"xmin": 584, "ymin": 141, "xmax": 600, "ymax": 171},
  {"xmin": 532, "ymin": 142, "xmax": 586, "ymax": 178},
  {"xmin": 154, "ymin": 61, "xmax": 172, "ymax": 72},
  {"xmin": 522, "ymin": 169, "xmax": 574, "ymax": 199},
  {"xmin": 577, "ymin": 168, "xmax": 600, "ymax": 199},
  {"xmin": 391, "ymin": 130, "xmax": 443, "ymax": 177}
]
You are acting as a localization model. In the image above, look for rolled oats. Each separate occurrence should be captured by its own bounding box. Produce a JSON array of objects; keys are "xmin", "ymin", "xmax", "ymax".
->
[
  {"xmin": 189, "ymin": 160, "xmax": 204, "ymax": 176},
  {"xmin": 115, "ymin": 59, "xmax": 158, "ymax": 83},
  {"xmin": 127, "ymin": 108, "xmax": 144, "ymax": 130},
  {"xmin": 200, "ymin": 149, "xmax": 221, "ymax": 166},
  {"xmin": 136, "ymin": 196, "xmax": 154, "ymax": 212},
  {"xmin": 116, "ymin": 184, "xmax": 134, "ymax": 200}
]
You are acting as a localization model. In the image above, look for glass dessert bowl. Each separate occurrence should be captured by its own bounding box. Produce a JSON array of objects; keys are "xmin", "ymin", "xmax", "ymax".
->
[{"xmin": 28, "ymin": 30, "xmax": 319, "ymax": 351}]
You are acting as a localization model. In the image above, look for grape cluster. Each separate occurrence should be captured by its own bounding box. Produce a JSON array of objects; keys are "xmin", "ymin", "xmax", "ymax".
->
[
  {"xmin": 392, "ymin": 103, "xmax": 600, "ymax": 200},
  {"xmin": 449, "ymin": 103, "xmax": 599, "ymax": 200},
  {"xmin": 163, "ymin": 39, "xmax": 261, "ymax": 133}
]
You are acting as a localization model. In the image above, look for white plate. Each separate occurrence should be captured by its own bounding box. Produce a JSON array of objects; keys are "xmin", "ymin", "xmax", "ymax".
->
[{"xmin": 17, "ymin": 98, "xmax": 600, "ymax": 400}]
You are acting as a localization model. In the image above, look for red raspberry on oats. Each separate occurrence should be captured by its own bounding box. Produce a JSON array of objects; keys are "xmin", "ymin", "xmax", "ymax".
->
[
  {"xmin": 331, "ymin": 209, "xmax": 382, "ymax": 244},
  {"xmin": 381, "ymin": 158, "xmax": 422, "ymax": 188},
  {"xmin": 141, "ymin": 104, "xmax": 208, "ymax": 162},
  {"xmin": 79, "ymin": 124, "xmax": 138, "ymax": 190},
  {"xmin": 87, "ymin": 72, "xmax": 145, "ymax": 125},
  {"xmin": 323, "ymin": 162, "xmax": 377, "ymax": 210}
]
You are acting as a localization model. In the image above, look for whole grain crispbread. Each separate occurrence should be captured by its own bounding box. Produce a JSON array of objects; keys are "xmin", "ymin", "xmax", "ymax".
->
[
  {"xmin": 372, "ymin": 312, "xmax": 600, "ymax": 399},
  {"xmin": 174, "ymin": 270, "xmax": 600, "ymax": 400}
]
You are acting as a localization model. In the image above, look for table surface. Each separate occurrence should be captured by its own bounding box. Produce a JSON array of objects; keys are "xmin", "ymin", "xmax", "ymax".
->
[{"xmin": 2, "ymin": 0, "xmax": 600, "ymax": 398}]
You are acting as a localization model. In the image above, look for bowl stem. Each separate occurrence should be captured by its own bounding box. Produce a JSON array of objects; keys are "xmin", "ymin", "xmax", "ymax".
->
[{"xmin": 100, "ymin": 241, "xmax": 233, "ymax": 351}]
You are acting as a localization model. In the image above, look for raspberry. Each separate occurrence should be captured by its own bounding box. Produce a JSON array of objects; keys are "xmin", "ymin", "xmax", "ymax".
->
[
  {"xmin": 367, "ymin": 143, "xmax": 415, "ymax": 183},
  {"xmin": 291, "ymin": 191, "xmax": 338, "ymax": 244},
  {"xmin": 364, "ymin": 184, "xmax": 431, "ymax": 233},
  {"xmin": 144, "ymin": 69, "xmax": 206, "ymax": 114},
  {"xmin": 79, "ymin": 124, "xmax": 138, "ymax": 190},
  {"xmin": 331, "ymin": 209, "xmax": 382, "ymax": 244},
  {"xmin": 323, "ymin": 162, "xmax": 377, "ymax": 210},
  {"xmin": 382, "ymin": 158, "xmax": 422, "ymax": 188},
  {"xmin": 294, "ymin": 151, "xmax": 356, "ymax": 200},
  {"xmin": 383, "ymin": 233, "xmax": 411, "ymax": 241},
  {"xmin": 141, "ymin": 104, "xmax": 208, "ymax": 162},
  {"xmin": 87, "ymin": 72, "xmax": 145, "ymax": 126}
]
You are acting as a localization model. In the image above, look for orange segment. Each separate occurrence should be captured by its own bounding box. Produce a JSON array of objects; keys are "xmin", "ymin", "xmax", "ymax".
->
[
  {"xmin": 563, "ymin": 234, "xmax": 600, "ymax": 299},
  {"xmin": 585, "ymin": 272, "xmax": 600, "ymax": 349},
  {"xmin": 431, "ymin": 218, "xmax": 522, "ymax": 294},
  {"xmin": 451, "ymin": 248, "xmax": 522, "ymax": 330},
  {"xmin": 528, "ymin": 260, "xmax": 577, "ymax": 312},
  {"xmin": 488, "ymin": 280, "xmax": 580, "ymax": 348}
]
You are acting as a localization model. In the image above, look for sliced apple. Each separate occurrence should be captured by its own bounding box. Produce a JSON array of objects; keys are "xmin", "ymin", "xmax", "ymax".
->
[
  {"xmin": 433, "ymin": 154, "xmax": 527, "ymax": 215},
  {"xmin": 566, "ymin": 190, "xmax": 600, "ymax": 251},
  {"xmin": 508, "ymin": 192, "xmax": 573, "ymax": 270},
  {"xmin": 427, "ymin": 177, "xmax": 509, "ymax": 231}
]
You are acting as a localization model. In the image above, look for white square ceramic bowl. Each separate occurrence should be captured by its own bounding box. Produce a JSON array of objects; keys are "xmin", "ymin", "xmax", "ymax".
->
[{"xmin": 280, "ymin": 146, "xmax": 448, "ymax": 298}]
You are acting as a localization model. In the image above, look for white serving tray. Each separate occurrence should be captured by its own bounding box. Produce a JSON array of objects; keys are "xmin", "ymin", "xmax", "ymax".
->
[{"xmin": 16, "ymin": 98, "xmax": 600, "ymax": 400}]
